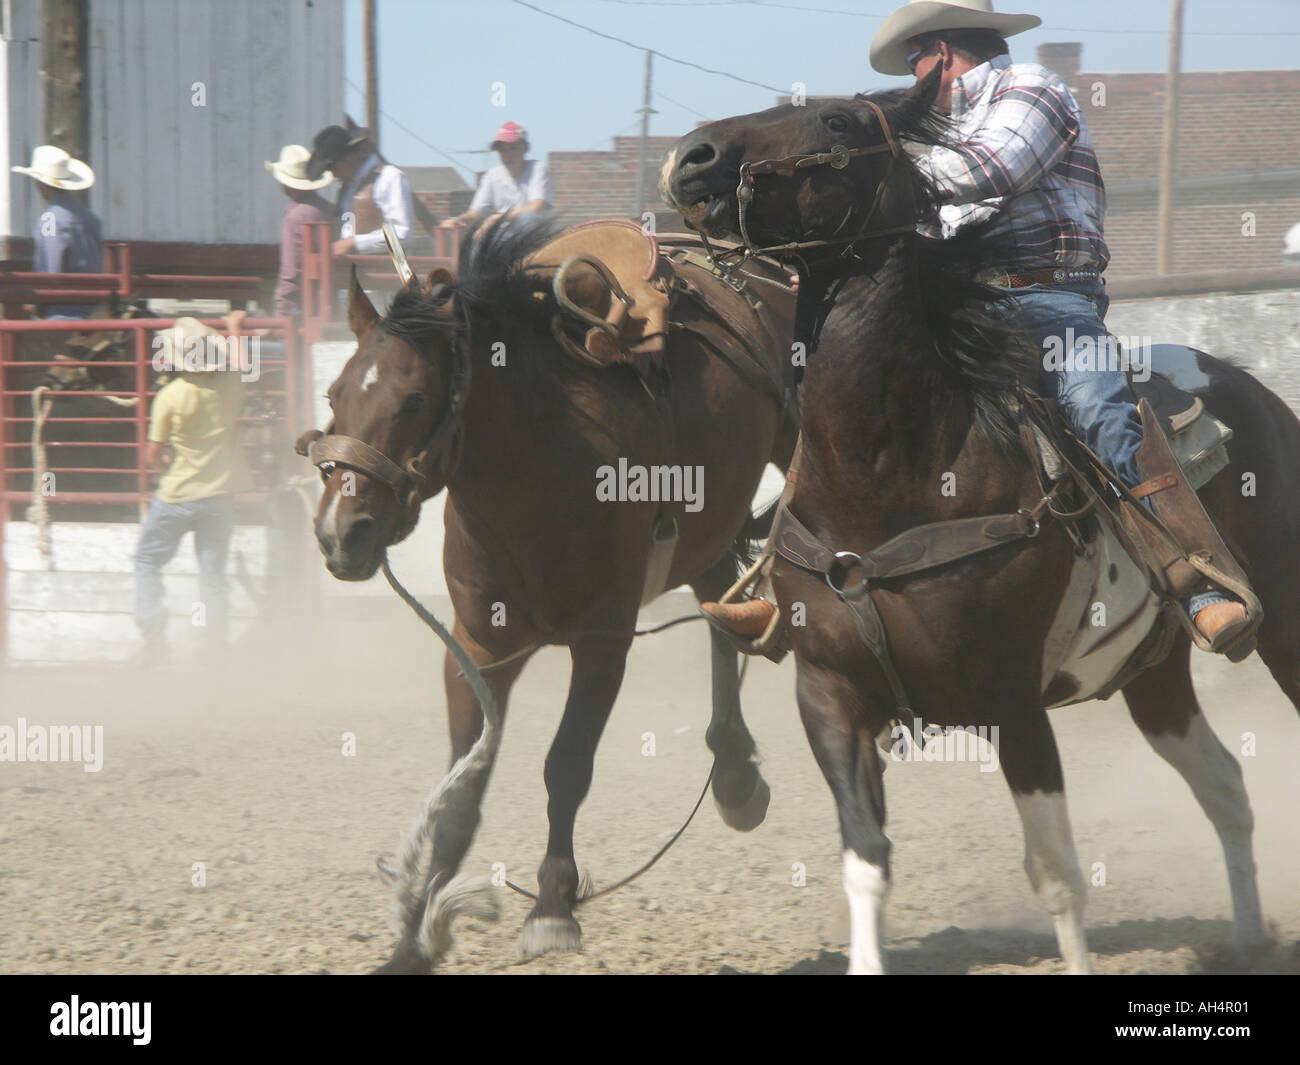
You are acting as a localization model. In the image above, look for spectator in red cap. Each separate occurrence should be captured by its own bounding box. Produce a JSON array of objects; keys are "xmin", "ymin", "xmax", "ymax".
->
[{"xmin": 442, "ymin": 121, "xmax": 551, "ymax": 231}]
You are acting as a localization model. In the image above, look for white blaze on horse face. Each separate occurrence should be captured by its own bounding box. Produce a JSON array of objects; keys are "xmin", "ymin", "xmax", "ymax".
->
[
  {"xmin": 361, "ymin": 362, "xmax": 380, "ymax": 392},
  {"xmin": 1011, "ymin": 791, "xmax": 1091, "ymax": 974},
  {"xmin": 842, "ymin": 850, "xmax": 887, "ymax": 974}
]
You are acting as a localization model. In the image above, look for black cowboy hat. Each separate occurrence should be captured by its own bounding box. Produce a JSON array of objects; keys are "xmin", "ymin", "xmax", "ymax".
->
[{"xmin": 306, "ymin": 125, "xmax": 372, "ymax": 181}]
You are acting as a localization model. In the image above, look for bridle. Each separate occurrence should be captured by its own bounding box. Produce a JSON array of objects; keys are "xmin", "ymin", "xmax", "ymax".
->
[
  {"xmin": 295, "ymin": 300, "xmax": 471, "ymax": 511},
  {"xmin": 711, "ymin": 98, "xmax": 916, "ymax": 265}
]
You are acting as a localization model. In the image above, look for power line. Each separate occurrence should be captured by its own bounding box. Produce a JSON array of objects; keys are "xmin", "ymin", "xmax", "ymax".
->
[
  {"xmin": 344, "ymin": 77, "xmax": 477, "ymax": 178},
  {"xmin": 655, "ymin": 90, "xmax": 712, "ymax": 123},
  {"xmin": 511, "ymin": 0, "xmax": 787, "ymax": 94},
  {"xmin": 742, "ymin": 0, "xmax": 1300, "ymax": 35},
  {"xmin": 605, "ymin": 0, "xmax": 1300, "ymax": 35}
]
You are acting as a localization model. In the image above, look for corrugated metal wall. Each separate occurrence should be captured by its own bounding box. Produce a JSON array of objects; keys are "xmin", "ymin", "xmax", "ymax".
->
[{"xmin": 3, "ymin": 0, "xmax": 343, "ymax": 245}]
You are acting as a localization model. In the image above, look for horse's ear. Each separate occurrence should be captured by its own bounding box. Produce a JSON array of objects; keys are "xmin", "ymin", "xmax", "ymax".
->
[
  {"xmin": 295, "ymin": 427, "xmax": 324, "ymax": 457},
  {"xmin": 425, "ymin": 267, "xmax": 454, "ymax": 291},
  {"xmin": 347, "ymin": 266, "xmax": 379, "ymax": 336},
  {"xmin": 423, "ymin": 267, "xmax": 457, "ymax": 315}
]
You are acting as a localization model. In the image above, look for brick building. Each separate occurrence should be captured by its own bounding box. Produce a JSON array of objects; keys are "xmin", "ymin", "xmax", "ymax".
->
[
  {"xmin": 535, "ymin": 47, "xmax": 1300, "ymax": 279},
  {"xmin": 1048, "ymin": 43, "xmax": 1300, "ymax": 278},
  {"xmin": 546, "ymin": 135, "xmax": 681, "ymax": 228}
]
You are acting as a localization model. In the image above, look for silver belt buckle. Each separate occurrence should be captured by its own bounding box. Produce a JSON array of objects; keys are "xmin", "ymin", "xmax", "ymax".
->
[{"xmin": 1051, "ymin": 269, "xmax": 1067, "ymax": 283}]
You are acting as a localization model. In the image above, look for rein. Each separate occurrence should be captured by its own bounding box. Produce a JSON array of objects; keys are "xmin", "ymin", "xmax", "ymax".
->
[{"xmin": 380, "ymin": 558, "xmax": 737, "ymax": 907}]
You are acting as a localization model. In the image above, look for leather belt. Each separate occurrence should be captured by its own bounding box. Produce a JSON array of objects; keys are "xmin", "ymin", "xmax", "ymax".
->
[{"xmin": 975, "ymin": 266, "xmax": 1102, "ymax": 289}]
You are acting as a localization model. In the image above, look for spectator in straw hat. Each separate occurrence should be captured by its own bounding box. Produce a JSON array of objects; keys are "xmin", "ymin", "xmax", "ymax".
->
[
  {"xmin": 132, "ymin": 312, "xmax": 252, "ymax": 666},
  {"xmin": 265, "ymin": 144, "xmax": 336, "ymax": 320},
  {"xmin": 443, "ymin": 121, "xmax": 551, "ymax": 231},
  {"xmin": 11, "ymin": 145, "xmax": 102, "ymax": 319}
]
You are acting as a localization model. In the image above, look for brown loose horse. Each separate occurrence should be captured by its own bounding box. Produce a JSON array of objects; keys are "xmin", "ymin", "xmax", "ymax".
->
[
  {"xmin": 661, "ymin": 79, "xmax": 1300, "ymax": 973},
  {"xmin": 298, "ymin": 224, "xmax": 795, "ymax": 971}
]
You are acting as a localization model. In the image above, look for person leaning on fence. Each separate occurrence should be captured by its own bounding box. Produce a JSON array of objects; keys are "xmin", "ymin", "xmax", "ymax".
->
[
  {"xmin": 265, "ymin": 144, "xmax": 336, "ymax": 320},
  {"xmin": 132, "ymin": 313, "xmax": 252, "ymax": 667},
  {"xmin": 306, "ymin": 124, "xmax": 415, "ymax": 257},
  {"xmin": 11, "ymin": 145, "xmax": 103, "ymax": 320},
  {"xmin": 442, "ymin": 121, "xmax": 552, "ymax": 233}
]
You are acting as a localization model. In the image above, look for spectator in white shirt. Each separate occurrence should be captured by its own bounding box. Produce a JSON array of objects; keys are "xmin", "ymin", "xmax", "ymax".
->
[
  {"xmin": 442, "ymin": 122, "xmax": 551, "ymax": 231},
  {"xmin": 306, "ymin": 124, "xmax": 413, "ymax": 256}
]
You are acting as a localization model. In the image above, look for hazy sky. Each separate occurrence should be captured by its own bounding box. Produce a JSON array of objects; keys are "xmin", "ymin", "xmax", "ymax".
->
[{"xmin": 342, "ymin": 0, "xmax": 1300, "ymax": 180}]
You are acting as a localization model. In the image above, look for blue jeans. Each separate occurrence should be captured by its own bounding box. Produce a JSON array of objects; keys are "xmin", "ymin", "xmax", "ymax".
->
[
  {"xmin": 133, "ymin": 495, "xmax": 235, "ymax": 641},
  {"xmin": 990, "ymin": 279, "xmax": 1144, "ymax": 489},
  {"xmin": 991, "ymin": 279, "xmax": 1227, "ymax": 617}
]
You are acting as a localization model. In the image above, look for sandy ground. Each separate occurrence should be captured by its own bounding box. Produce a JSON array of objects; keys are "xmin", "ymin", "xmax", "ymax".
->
[{"xmin": 2, "ymin": 592, "xmax": 1298, "ymax": 976}]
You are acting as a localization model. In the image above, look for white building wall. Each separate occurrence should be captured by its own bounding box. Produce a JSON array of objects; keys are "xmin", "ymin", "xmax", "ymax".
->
[{"xmin": 3, "ymin": 0, "xmax": 343, "ymax": 246}]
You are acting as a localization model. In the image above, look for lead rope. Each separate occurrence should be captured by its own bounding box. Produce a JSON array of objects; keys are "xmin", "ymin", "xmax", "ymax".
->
[{"xmin": 380, "ymin": 557, "xmax": 744, "ymax": 907}]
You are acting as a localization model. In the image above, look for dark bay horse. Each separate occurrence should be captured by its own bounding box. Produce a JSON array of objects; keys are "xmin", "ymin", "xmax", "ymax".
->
[
  {"xmin": 298, "ymin": 225, "xmax": 795, "ymax": 971},
  {"xmin": 661, "ymin": 79, "xmax": 1300, "ymax": 973}
]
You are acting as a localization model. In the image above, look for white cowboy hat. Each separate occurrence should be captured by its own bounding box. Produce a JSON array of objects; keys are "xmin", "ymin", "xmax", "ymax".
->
[
  {"xmin": 153, "ymin": 318, "xmax": 230, "ymax": 374},
  {"xmin": 265, "ymin": 144, "xmax": 333, "ymax": 190},
  {"xmin": 11, "ymin": 145, "xmax": 94, "ymax": 190},
  {"xmin": 870, "ymin": 1, "xmax": 1041, "ymax": 76}
]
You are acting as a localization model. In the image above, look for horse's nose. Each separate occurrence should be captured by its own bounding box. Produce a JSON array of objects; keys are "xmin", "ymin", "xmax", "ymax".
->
[
  {"xmin": 676, "ymin": 136, "xmax": 720, "ymax": 179},
  {"xmin": 338, "ymin": 513, "xmax": 377, "ymax": 558}
]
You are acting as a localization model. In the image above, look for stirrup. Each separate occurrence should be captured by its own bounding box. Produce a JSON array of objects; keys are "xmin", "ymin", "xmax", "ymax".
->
[
  {"xmin": 701, "ymin": 554, "xmax": 788, "ymax": 662},
  {"xmin": 1179, "ymin": 553, "xmax": 1262, "ymax": 661}
]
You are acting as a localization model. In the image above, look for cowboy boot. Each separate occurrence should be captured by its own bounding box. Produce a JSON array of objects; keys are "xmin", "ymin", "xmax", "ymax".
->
[
  {"xmin": 700, "ymin": 442, "xmax": 801, "ymax": 649},
  {"xmin": 1126, "ymin": 398, "xmax": 1262, "ymax": 660}
]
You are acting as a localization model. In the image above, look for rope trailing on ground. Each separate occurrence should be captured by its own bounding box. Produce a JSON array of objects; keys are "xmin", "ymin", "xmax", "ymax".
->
[{"xmin": 380, "ymin": 557, "xmax": 742, "ymax": 907}]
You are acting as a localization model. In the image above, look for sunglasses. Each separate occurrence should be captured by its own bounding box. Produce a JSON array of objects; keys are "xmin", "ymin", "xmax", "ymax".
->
[{"xmin": 906, "ymin": 44, "xmax": 935, "ymax": 73}]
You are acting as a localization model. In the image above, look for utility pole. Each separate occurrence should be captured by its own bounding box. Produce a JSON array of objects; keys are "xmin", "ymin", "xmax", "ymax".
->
[
  {"xmin": 41, "ymin": 0, "xmax": 89, "ymax": 191},
  {"xmin": 635, "ymin": 50, "xmax": 655, "ymax": 218},
  {"xmin": 364, "ymin": 0, "xmax": 379, "ymax": 148},
  {"xmin": 1155, "ymin": 0, "xmax": 1184, "ymax": 275}
]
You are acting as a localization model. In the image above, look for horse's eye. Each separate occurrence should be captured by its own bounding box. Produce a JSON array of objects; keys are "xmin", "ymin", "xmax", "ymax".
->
[
  {"xmin": 825, "ymin": 114, "xmax": 849, "ymax": 134},
  {"xmin": 401, "ymin": 393, "xmax": 425, "ymax": 415}
]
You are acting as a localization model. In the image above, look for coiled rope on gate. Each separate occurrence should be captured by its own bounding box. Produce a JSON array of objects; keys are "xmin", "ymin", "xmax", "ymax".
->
[{"xmin": 380, "ymin": 557, "xmax": 744, "ymax": 906}]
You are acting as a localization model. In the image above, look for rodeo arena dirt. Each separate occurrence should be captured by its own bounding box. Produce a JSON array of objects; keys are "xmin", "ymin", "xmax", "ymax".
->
[{"xmin": 3, "ymin": 0, "xmax": 1300, "ymax": 1043}]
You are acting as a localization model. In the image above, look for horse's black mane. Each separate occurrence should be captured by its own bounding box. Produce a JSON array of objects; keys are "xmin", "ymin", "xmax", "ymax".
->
[
  {"xmin": 846, "ymin": 77, "xmax": 1041, "ymax": 452},
  {"xmin": 380, "ymin": 283, "xmax": 459, "ymax": 350}
]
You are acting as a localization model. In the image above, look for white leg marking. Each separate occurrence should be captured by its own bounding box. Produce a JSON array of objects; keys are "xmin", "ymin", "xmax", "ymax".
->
[
  {"xmin": 361, "ymin": 362, "xmax": 380, "ymax": 392},
  {"xmin": 842, "ymin": 849, "xmax": 887, "ymax": 974},
  {"xmin": 1012, "ymin": 791, "xmax": 1091, "ymax": 973},
  {"xmin": 1142, "ymin": 712, "xmax": 1265, "ymax": 947}
]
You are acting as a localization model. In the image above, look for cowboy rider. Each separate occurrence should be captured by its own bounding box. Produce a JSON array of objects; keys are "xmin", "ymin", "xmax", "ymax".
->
[{"xmin": 706, "ymin": 0, "xmax": 1259, "ymax": 657}]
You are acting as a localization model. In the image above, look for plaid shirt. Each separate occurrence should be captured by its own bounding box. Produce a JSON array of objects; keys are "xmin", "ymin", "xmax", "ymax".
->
[{"xmin": 910, "ymin": 55, "xmax": 1109, "ymax": 271}]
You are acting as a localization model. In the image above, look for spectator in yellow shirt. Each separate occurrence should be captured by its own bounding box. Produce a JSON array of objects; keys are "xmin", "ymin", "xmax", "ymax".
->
[{"xmin": 132, "ymin": 313, "xmax": 252, "ymax": 664}]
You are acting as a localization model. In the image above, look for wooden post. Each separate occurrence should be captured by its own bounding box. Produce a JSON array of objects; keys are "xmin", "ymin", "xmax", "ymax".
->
[
  {"xmin": 41, "ymin": 0, "xmax": 90, "ymax": 199},
  {"xmin": 1155, "ymin": 0, "xmax": 1185, "ymax": 275},
  {"xmin": 364, "ymin": 0, "xmax": 379, "ymax": 148},
  {"xmin": 635, "ymin": 51, "xmax": 654, "ymax": 218}
]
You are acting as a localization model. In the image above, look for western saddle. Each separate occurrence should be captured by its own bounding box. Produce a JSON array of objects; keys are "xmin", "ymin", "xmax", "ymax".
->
[{"xmin": 521, "ymin": 218, "xmax": 798, "ymax": 403}]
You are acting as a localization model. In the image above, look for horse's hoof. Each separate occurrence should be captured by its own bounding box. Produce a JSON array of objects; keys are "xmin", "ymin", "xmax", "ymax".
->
[
  {"xmin": 370, "ymin": 951, "xmax": 431, "ymax": 975},
  {"xmin": 714, "ymin": 773, "xmax": 770, "ymax": 832},
  {"xmin": 1230, "ymin": 930, "xmax": 1271, "ymax": 960},
  {"xmin": 515, "ymin": 916, "xmax": 583, "ymax": 960}
]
